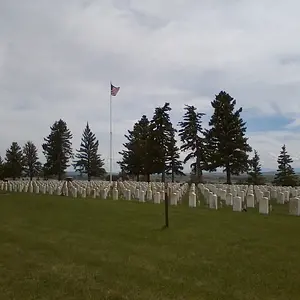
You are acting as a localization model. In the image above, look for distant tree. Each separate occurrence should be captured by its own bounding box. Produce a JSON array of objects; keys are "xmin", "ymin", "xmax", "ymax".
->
[
  {"xmin": 5, "ymin": 142, "xmax": 24, "ymax": 180},
  {"xmin": 178, "ymin": 105, "xmax": 207, "ymax": 183},
  {"xmin": 150, "ymin": 102, "xmax": 173, "ymax": 182},
  {"xmin": 118, "ymin": 115, "xmax": 153, "ymax": 181},
  {"xmin": 166, "ymin": 127, "xmax": 184, "ymax": 182},
  {"xmin": 273, "ymin": 144, "xmax": 298, "ymax": 186},
  {"xmin": 205, "ymin": 91, "xmax": 252, "ymax": 184},
  {"xmin": 23, "ymin": 141, "xmax": 42, "ymax": 180},
  {"xmin": 248, "ymin": 150, "xmax": 265, "ymax": 185},
  {"xmin": 42, "ymin": 119, "xmax": 73, "ymax": 181},
  {"xmin": 73, "ymin": 122, "xmax": 106, "ymax": 181}
]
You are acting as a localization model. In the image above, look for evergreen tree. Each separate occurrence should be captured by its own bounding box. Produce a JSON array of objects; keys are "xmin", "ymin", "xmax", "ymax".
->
[
  {"xmin": 0, "ymin": 156, "xmax": 5, "ymax": 179},
  {"xmin": 118, "ymin": 140, "xmax": 138, "ymax": 179},
  {"xmin": 178, "ymin": 105, "xmax": 207, "ymax": 183},
  {"xmin": 5, "ymin": 142, "xmax": 24, "ymax": 180},
  {"xmin": 118, "ymin": 115, "xmax": 153, "ymax": 181},
  {"xmin": 41, "ymin": 164, "xmax": 51, "ymax": 180},
  {"xmin": 118, "ymin": 170, "xmax": 129, "ymax": 181},
  {"xmin": 166, "ymin": 127, "xmax": 184, "ymax": 182},
  {"xmin": 42, "ymin": 119, "xmax": 73, "ymax": 181},
  {"xmin": 205, "ymin": 91, "xmax": 252, "ymax": 184},
  {"xmin": 23, "ymin": 141, "xmax": 42, "ymax": 180},
  {"xmin": 273, "ymin": 144, "xmax": 298, "ymax": 186},
  {"xmin": 73, "ymin": 122, "xmax": 106, "ymax": 181},
  {"xmin": 248, "ymin": 150, "xmax": 265, "ymax": 185},
  {"xmin": 150, "ymin": 102, "xmax": 173, "ymax": 182}
]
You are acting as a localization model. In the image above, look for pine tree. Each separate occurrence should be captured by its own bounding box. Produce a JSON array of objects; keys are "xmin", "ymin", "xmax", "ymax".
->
[
  {"xmin": 178, "ymin": 105, "xmax": 207, "ymax": 183},
  {"xmin": 41, "ymin": 164, "xmax": 51, "ymax": 180},
  {"xmin": 118, "ymin": 139, "xmax": 138, "ymax": 179},
  {"xmin": 118, "ymin": 115, "xmax": 153, "ymax": 181},
  {"xmin": 23, "ymin": 141, "xmax": 42, "ymax": 180},
  {"xmin": 166, "ymin": 127, "xmax": 184, "ymax": 182},
  {"xmin": 42, "ymin": 119, "xmax": 73, "ymax": 181},
  {"xmin": 205, "ymin": 91, "xmax": 252, "ymax": 184},
  {"xmin": 273, "ymin": 144, "xmax": 298, "ymax": 186},
  {"xmin": 73, "ymin": 122, "xmax": 106, "ymax": 181},
  {"xmin": 5, "ymin": 142, "xmax": 24, "ymax": 180},
  {"xmin": 150, "ymin": 102, "xmax": 173, "ymax": 182},
  {"xmin": 136, "ymin": 115, "xmax": 154, "ymax": 181},
  {"xmin": 0, "ymin": 156, "xmax": 5, "ymax": 179},
  {"xmin": 248, "ymin": 150, "xmax": 265, "ymax": 185}
]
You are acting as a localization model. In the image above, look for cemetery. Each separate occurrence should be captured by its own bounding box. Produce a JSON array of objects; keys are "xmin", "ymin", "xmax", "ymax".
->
[
  {"xmin": 0, "ymin": 88, "xmax": 299, "ymax": 299},
  {"xmin": 1, "ymin": 179, "xmax": 300, "ymax": 216},
  {"xmin": 0, "ymin": 98, "xmax": 299, "ymax": 298},
  {"xmin": 1, "ymin": 179, "xmax": 300, "ymax": 299},
  {"xmin": 3, "ymin": 1, "xmax": 300, "ymax": 297}
]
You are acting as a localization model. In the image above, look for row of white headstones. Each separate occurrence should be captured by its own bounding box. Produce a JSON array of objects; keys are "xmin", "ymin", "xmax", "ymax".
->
[
  {"xmin": 0, "ymin": 180, "xmax": 299, "ymax": 216},
  {"xmin": 0, "ymin": 180, "xmax": 189, "ymax": 204},
  {"xmin": 200, "ymin": 183, "xmax": 300, "ymax": 216}
]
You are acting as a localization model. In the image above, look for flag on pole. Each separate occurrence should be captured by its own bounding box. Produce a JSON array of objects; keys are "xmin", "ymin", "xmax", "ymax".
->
[{"xmin": 111, "ymin": 83, "xmax": 120, "ymax": 96}]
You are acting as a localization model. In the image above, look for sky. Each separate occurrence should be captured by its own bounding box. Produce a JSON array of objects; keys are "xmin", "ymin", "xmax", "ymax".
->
[{"xmin": 1, "ymin": 0, "xmax": 300, "ymax": 172}]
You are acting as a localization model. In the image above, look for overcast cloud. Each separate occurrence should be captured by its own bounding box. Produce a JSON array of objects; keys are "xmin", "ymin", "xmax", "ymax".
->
[{"xmin": 1, "ymin": 0, "xmax": 300, "ymax": 172}]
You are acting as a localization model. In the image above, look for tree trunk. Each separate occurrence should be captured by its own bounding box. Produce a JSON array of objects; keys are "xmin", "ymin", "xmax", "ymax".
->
[
  {"xmin": 146, "ymin": 174, "xmax": 150, "ymax": 182},
  {"xmin": 226, "ymin": 162, "xmax": 231, "ymax": 184},
  {"xmin": 171, "ymin": 170, "xmax": 175, "ymax": 182},
  {"xmin": 88, "ymin": 174, "xmax": 91, "ymax": 181},
  {"xmin": 196, "ymin": 158, "xmax": 203, "ymax": 183},
  {"xmin": 161, "ymin": 170, "xmax": 165, "ymax": 183},
  {"xmin": 136, "ymin": 174, "xmax": 140, "ymax": 182},
  {"xmin": 58, "ymin": 151, "xmax": 62, "ymax": 181},
  {"xmin": 198, "ymin": 170, "xmax": 203, "ymax": 183}
]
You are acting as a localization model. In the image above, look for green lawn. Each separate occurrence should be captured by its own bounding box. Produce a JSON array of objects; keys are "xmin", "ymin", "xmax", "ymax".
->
[{"xmin": 0, "ymin": 193, "xmax": 300, "ymax": 300}]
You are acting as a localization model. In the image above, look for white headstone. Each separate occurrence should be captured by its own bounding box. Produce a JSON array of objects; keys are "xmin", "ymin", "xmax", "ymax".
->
[{"xmin": 259, "ymin": 197, "xmax": 269, "ymax": 215}]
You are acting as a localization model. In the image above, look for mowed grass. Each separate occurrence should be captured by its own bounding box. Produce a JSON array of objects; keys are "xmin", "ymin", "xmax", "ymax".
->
[{"xmin": 0, "ymin": 193, "xmax": 300, "ymax": 300}]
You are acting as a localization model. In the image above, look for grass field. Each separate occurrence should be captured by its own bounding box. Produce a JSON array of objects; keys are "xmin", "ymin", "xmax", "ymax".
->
[{"xmin": 1, "ymin": 193, "xmax": 300, "ymax": 299}]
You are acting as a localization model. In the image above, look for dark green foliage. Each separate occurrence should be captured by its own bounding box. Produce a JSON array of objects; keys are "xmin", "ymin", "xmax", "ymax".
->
[
  {"xmin": 150, "ymin": 102, "xmax": 173, "ymax": 182},
  {"xmin": 178, "ymin": 105, "xmax": 207, "ymax": 183},
  {"xmin": 5, "ymin": 142, "xmax": 24, "ymax": 180},
  {"xmin": 42, "ymin": 119, "xmax": 73, "ymax": 181},
  {"xmin": 118, "ymin": 115, "xmax": 152, "ymax": 181},
  {"xmin": 0, "ymin": 156, "xmax": 5, "ymax": 180},
  {"xmin": 166, "ymin": 127, "xmax": 184, "ymax": 182},
  {"xmin": 73, "ymin": 123, "xmax": 106, "ymax": 181},
  {"xmin": 41, "ymin": 164, "xmax": 51, "ymax": 180},
  {"xmin": 205, "ymin": 91, "xmax": 252, "ymax": 184},
  {"xmin": 23, "ymin": 141, "xmax": 42, "ymax": 181},
  {"xmin": 273, "ymin": 145, "xmax": 298, "ymax": 186},
  {"xmin": 248, "ymin": 150, "xmax": 265, "ymax": 185}
]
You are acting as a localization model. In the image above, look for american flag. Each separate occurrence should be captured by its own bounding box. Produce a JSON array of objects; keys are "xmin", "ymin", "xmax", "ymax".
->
[{"xmin": 111, "ymin": 83, "xmax": 120, "ymax": 96}]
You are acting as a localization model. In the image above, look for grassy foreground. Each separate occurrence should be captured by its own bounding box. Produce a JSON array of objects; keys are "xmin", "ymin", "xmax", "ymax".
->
[{"xmin": 0, "ymin": 193, "xmax": 300, "ymax": 300}]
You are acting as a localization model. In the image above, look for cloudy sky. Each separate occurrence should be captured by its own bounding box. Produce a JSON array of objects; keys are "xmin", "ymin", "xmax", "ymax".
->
[{"xmin": 1, "ymin": 0, "xmax": 300, "ymax": 172}]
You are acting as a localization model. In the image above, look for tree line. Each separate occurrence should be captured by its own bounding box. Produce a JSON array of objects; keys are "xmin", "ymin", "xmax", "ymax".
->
[
  {"xmin": 0, "ymin": 121, "xmax": 106, "ymax": 181},
  {"xmin": 118, "ymin": 90, "xmax": 299, "ymax": 186},
  {"xmin": 0, "ymin": 90, "xmax": 298, "ymax": 186}
]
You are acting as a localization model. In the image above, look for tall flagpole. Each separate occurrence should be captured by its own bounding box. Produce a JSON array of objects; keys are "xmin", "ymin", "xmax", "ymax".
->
[{"xmin": 109, "ymin": 81, "xmax": 113, "ymax": 183}]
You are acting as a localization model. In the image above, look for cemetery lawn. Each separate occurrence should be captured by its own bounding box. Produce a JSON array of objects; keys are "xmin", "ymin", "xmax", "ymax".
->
[{"xmin": 1, "ymin": 194, "xmax": 300, "ymax": 300}]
